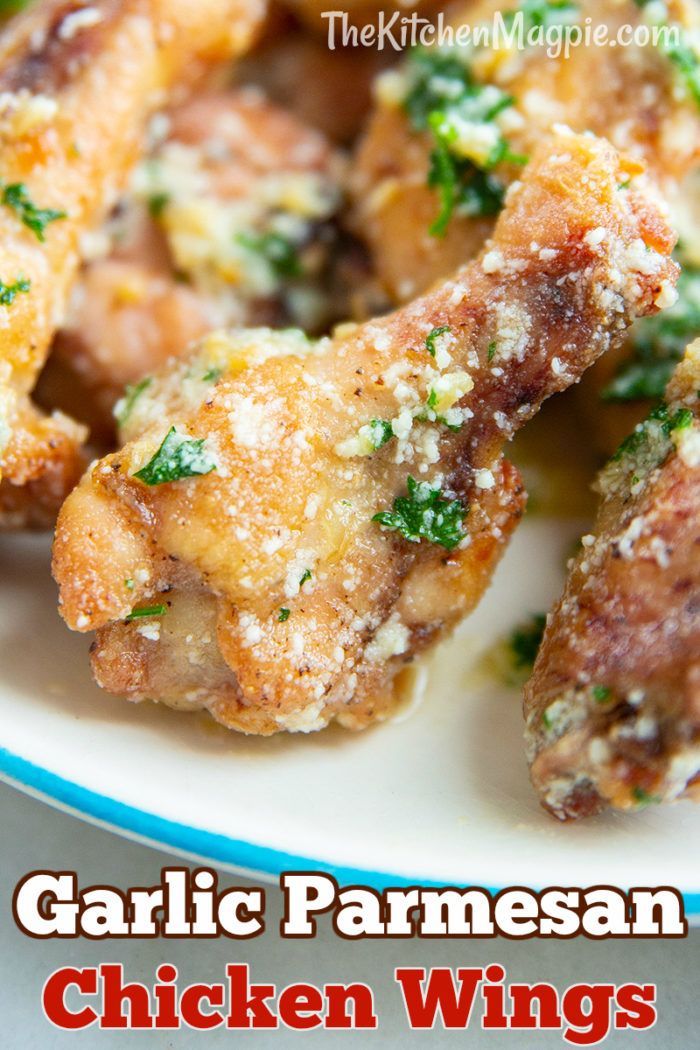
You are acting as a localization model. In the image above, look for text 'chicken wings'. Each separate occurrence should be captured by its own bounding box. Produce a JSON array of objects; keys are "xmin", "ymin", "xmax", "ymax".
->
[{"xmin": 53, "ymin": 130, "xmax": 677, "ymax": 735}]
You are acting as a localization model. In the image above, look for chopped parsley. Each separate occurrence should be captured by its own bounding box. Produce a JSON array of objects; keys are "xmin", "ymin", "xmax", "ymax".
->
[
  {"xmin": 603, "ymin": 259, "xmax": 700, "ymax": 402},
  {"xmin": 299, "ymin": 569, "xmax": 313, "ymax": 588},
  {"xmin": 416, "ymin": 401, "xmax": 464, "ymax": 432},
  {"xmin": 337, "ymin": 418, "xmax": 396, "ymax": 457},
  {"xmin": 237, "ymin": 231, "xmax": 302, "ymax": 279},
  {"xmin": 426, "ymin": 325, "xmax": 451, "ymax": 357},
  {"xmin": 0, "ymin": 275, "xmax": 29, "ymax": 306},
  {"xmin": 511, "ymin": 0, "xmax": 579, "ymax": 31},
  {"xmin": 509, "ymin": 613, "xmax": 547, "ymax": 672},
  {"xmin": 367, "ymin": 419, "xmax": 394, "ymax": 449},
  {"xmin": 148, "ymin": 192, "xmax": 170, "ymax": 218},
  {"xmin": 133, "ymin": 427, "xmax": 217, "ymax": 486},
  {"xmin": 397, "ymin": 0, "xmax": 583, "ymax": 234},
  {"xmin": 115, "ymin": 377, "xmax": 152, "ymax": 428},
  {"xmin": 202, "ymin": 367, "xmax": 222, "ymax": 383},
  {"xmin": 487, "ymin": 341, "xmax": 497, "ymax": 362},
  {"xmin": 401, "ymin": 47, "xmax": 524, "ymax": 237},
  {"xmin": 633, "ymin": 0, "xmax": 700, "ymax": 107},
  {"xmin": 0, "ymin": 1, "xmax": 32, "ymax": 11},
  {"xmin": 666, "ymin": 37, "xmax": 700, "ymax": 109},
  {"xmin": 631, "ymin": 786, "xmax": 662, "ymax": 807},
  {"xmin": 601, "ymin": 398, "xmax": 696, "ymax": 495},
  {"xmin": 403, "ymin": 49, "xmax": 468, "ymax": 127},
  {"xmin": 426, "ymin": 126, "xmax": 513, "ymax": 238},
  {"xmin": 437, "ymin": 416, "xmax": 464, "ymax": 433},
  {"xmin": 126, "ymin": 604, "xmax": 167, "ymax": 622},
  {"xmin": 670, "ymin": 407, "xmax": 693, "ymax": 432},
  {"xmin": 592, "ymin": 685, "xmax": 612, "ymax": 703},
  {"xmin": 612, "ymin": 402, "xmax": 694, "ymax": 464},
  {"xmin": 373, "ymin": 476, "xmax": 467, "ymax": 550},
  {"xmin": 423, "ymin": 387, "xmax": 464, "ymax": 430},
  {"xmin": 125, "ymin": 579, "xmax": 135, "ymax": 591},
  {"xmin": 278, "ymin": 608, "xmax": 291, "ymax": 623},
  {"xmin": 611, "ymin": 424, "xmax": 650, "ymax": 465},
  {"xmin": 1, "ymin": 182, "xmax": 66, "ymax": 241}
]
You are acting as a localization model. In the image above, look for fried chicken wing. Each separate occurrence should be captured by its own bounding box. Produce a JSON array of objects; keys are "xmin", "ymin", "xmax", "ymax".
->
[
  {"xmin": 580, "ymin": 172, "xmax": 700, "ymax": 458},
  {"xmin": 525, "ymin": 339, "xmax": 700, "ymax": 820},
  {"xmin": 36, "ymin": 87, "xmax": 351, "ymax": 443},
  {"xmin": 53, "ymin": 130, "xmax": 677, "ymax": 735},
  {"xmin": 353, "ymin": 0, "xmax": 700, "ymax": 301},
  {"xmin": 0, "ymin": 0, "xmax": 265, "ymax": 523},
  {"xmin": 0, "ymin": 397, "xmax": 87, "ymax": 528}
]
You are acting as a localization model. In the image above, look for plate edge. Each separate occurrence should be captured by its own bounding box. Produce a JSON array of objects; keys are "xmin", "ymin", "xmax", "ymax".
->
[{"xmin": 1, "ymin": 745, "xmax": 698, "ymax": 924}]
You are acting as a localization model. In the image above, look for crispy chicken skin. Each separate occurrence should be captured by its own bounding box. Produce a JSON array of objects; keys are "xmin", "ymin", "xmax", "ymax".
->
[
  {"xmin": 53, "ymin": 130, "xmax": 677, "ymax": 735},
  {"xmin": 353, "ymin": 0, "xmax": 700, "ymax": 302},
  {"xmin": 0, "ymin": 0, "xmax": 265, "ymax": 522},
  {"xmin": 37, "ymin": 87, "xmax": 348, "ymax": 443},
  {"xmin": 525, "ymin": 340, "xmax": 700, "ymax": 821},
  {"xmin": 580, "ymin": 172, "xmax": 700, "ymax": 458},
  {"xmin": 0, "ymin": 399, "xmax": 87, "ymax": 528}
]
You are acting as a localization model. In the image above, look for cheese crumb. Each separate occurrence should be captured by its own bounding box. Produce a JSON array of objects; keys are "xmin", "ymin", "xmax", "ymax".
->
[
  {"xmin": 654, "ymin": 280, "xmax": 678, "ymax": 310},
  {"xmin": 584, "ymin": 227, "xmax": 607, "ymax": 247},
  {"xmin": 136, "ymin": 622, "xmax": 161, "ymax": 642},
  {"xmin": 58, "ymin": 7, "xmax": 103, "ymax": 40},
  {"xmin": 428, "ymin": 371, "xmax": 474, "ymax": 414},
  {"xmin": 239, "ymin": 614, "xmax": 263, "ymax": 648},
  {"xmin": 475, "ymin": 468, "xmax": 495, "ymax": 489},
  {"xmin": 275, "ymin": 700, "xmax": 327, "ymax": 733},
  {"xmin": 482, "ymin": 250, "xmax": 504, "ymax": 274},
  {"xmin": 365, "ymin": 615, "xmax": 410, "ymax": 663},
  {"xmin": 0, "ymin": 91, "xmax": 58, "ymax": 134}
]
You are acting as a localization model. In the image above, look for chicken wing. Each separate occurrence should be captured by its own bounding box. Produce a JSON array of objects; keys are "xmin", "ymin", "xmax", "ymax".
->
[
  {"xmin": 36, "ymin": 87, "xmax": 352, "ymax": 444},
  {"xmin": 0, "ymin": 397, "xmax": 87, "ymax": 528},
  {"xmin": 53, "ymin": 129, "xmax": 677, "ymax": 735},
  {"xmin": 0, "ymin": 0, "xmax": 265, "ymax": 523},
  {"xmin": 525, "ymin": 339, "xmax": 700, "ymax": 820},
  {"xmin": 353, "ymin": 0, "xmax": 700, "ymax": 301},
  {"xmin": 581, "ymin": 172, "xmax": 700, "ymax": 458}
]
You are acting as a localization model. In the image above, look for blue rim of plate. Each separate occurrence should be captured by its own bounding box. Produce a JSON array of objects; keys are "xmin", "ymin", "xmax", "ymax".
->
[{"xmin": 2, "ymin": 744, "xmax": 699, "ymax": 919}]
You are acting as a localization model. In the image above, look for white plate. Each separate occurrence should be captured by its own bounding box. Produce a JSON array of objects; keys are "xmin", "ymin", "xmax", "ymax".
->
[{"xmin": 1, "ymin": 524, "xmax": 699, "ymax": 918}]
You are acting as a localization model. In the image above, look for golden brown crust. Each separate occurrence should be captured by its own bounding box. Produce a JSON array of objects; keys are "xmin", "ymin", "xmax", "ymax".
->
[
  {"xmin": 36, "ymin": 87, "xmax": 348, "ymax": 445},
  {"xmin": 525, "ymin": 339, "xmax": 700, "ymax": 819},
  {"xmin": 53, "ymin": 130, "xmax": 677, "ymax": 735},
  {"xmin": 0, "ymin": 398, "xmax": 87, "ymax": 528},
  {"xmin": 352, "ymin": 0, "xmax": 700, "ymax": 301},
  {"xmin": 578, "ymin": 170, "xmax": 700, "ymax": 460},
  {"xmin": 0, "ymin": 0, "xmax": 265, "ymax": 510}
]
